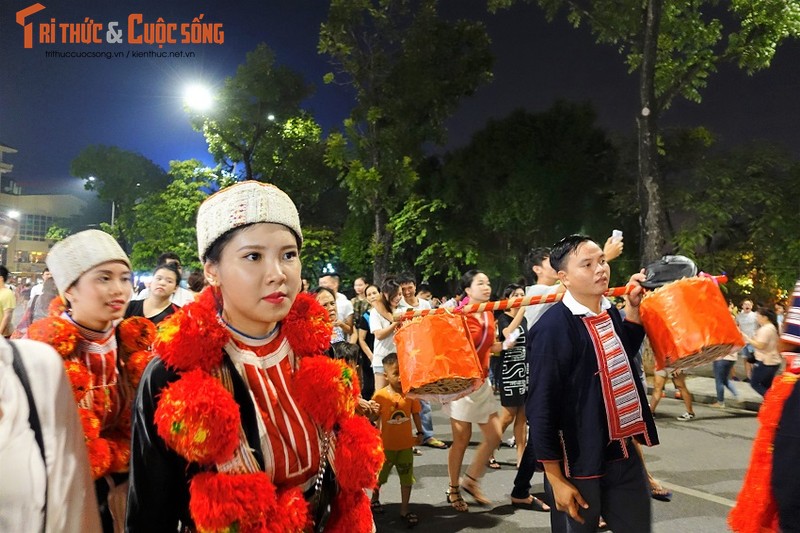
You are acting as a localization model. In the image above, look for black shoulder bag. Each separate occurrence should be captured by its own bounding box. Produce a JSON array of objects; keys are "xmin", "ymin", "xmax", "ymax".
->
[{"xmin": 10, "ymin": 341, "xmax": 48, "ymax": 529}]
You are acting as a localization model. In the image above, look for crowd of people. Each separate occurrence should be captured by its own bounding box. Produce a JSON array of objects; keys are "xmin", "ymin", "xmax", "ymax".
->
[{"xmin": 1, "ymin": 180, "xmax": 798, "ymax": 532}]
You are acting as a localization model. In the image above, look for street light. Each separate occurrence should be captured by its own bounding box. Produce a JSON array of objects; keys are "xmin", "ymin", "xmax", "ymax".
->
[{"xmin": 183, "ymin": 84, "xmax": 214, "ymax": 112}]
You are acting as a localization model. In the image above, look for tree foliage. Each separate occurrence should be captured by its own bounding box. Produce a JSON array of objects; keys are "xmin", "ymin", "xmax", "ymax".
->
[
  {"xmin": 45, "ymin": 224, "xmax": 70, "ymax": 243},
  {"xmin": 489, "ymin": 0, "xmax": 800, "ymax": 263},
  {"xmin": 670, "ymin": 139, "xmax": 800, "ymax": 301},
  {"xmin": 71, "ymin": 145, "xmax": 168, "ymax": 252},
  {"xmin": 393, "ymin": 102, "xmax": 620, "ymax": 287},
  {"xmin": 319, "ymin": 0, "xmax": 493, "ymax": 283},
  {"xmin": 189, "ymin": 43, "xmax": 329, "ymax": 208},
  {"xmin": 130, "ymin": 160, "xmax": 225, "ymax": 271}
]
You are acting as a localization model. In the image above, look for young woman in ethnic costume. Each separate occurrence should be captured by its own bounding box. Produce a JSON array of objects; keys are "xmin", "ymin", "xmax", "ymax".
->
[
  {"xmin": 126, "ymin": 181, "xmax": 382, "ymax": 532},
  {"xmin": 26, "ymin": 229, "xmax": 157, "ymax": 532}
]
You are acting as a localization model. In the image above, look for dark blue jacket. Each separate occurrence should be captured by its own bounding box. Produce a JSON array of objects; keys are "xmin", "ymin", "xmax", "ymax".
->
[{"xmin": 526, "ymin": 302, "xmax": 659, "ymax": 478}]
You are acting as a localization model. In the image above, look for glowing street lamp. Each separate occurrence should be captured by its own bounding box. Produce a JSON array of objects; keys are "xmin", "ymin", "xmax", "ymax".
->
[{"xmin": 183, "ymin": 84, "xmax": 214, "ymax": 112}]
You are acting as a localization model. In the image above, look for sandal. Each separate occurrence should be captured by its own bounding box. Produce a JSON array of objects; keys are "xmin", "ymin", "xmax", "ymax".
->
[
  {"xmin": 371, "ymin": 498, "xmax": 384, "ymax": 514},
  {"xmin": 510, "ymin": 494, "xmax": 550, "ymax": 512},
  {"xmin": 446, "ymin": 485, "xmax": 469, "ymax": 512},
  {"xmin": 400, "ymin": 512, "xmax": 419, "ymax": 528},
  {"xmin": 423, "ymin": 437, "xmax": 448, "ymax": 449},
  {"xmin": 461, "ymin": 473, "xmax": 491, "ymax": 506},
  {"xmin": 650, "ymin": 484, "xmax": 673, "ymax": 502},
  {"xmin": 487, "ymin": 457, "xmax": 501, "ymax": 470}
]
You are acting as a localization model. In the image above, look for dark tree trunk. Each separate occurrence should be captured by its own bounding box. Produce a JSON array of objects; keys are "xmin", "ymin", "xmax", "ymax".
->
[
  {"xmin": 636, "ymin": 0, "xmax": 666, "ymax": 265},
  {"xmin": 373, "ymin": 208, "xmax": 392, "ymax": 286}
]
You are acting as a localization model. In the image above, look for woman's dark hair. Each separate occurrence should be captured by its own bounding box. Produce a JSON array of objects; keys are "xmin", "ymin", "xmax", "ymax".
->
[
  {"xmin": 153, "ymin": 262, "xmax": 181, "ymax": 284},
  {"xmin": 757, "ymin": 306, "xmax": 779, "ymax": 331},
  {"xmin": 187, "ymin": 270, "xmax": 205, "ymax": 293},
  {"xmin": 330, "ymin": 341, "xmax": 359, "ymax": 366},
  {"xmin": 459, "ymin": 269, "xmax": 486, "ymax": 293},
  {"xmin": 364, "ymin": 283, "xmax": 379, "ymax": 296},
  {"xmin": 314, "ymin": 286, "xmax": 336, "ymax": 300},
  {"xmin": 549, "ymin": 234, "xmax": 593, "ymax": 273},
  {"xmin": 380, "ymin": 277, "xmax": 401, "ymax": 310},
  {"xmin": 203, "ymin": 222, "xmax": 301, "ymax": 263},
  {"xmin": 502, "ymin": 283, "xmax": 523, "ymax": 300}
]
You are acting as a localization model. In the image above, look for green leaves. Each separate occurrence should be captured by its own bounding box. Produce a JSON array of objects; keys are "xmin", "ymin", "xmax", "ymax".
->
[
  {"xmin": 129, "ymin": 160, "xmax": 222, "ymax": 270},
  {"xmin": 70, "ymin": 145, "xmax": 168, "ymax": 252},
  {"xmin": 320, "ymin": 0, "xmax": 492, "ymax": 281}
]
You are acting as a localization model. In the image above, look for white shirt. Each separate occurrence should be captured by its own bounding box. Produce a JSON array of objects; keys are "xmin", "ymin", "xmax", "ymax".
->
[
  {"xmin": 398, "ymin": 297, "xmax": 432, "ymax": 311},
  {"xmin": 561, "ymin": 290, "xmax": 612, "ymax": 317},
  {"xmin": 0, "ymin": 339, "xmax": 101, "ymax": 533},
  {"xmin": 369, "ymin": 308, "xmax": 396, "ymax": 367},
  {"xmin": 335, "ymin": 292, "xmax": 354, "ymax": 323},
  {"xmin": 524, "ymin": 284, "xmax": 561, "ymax": 331},
  {"xmin": 28, "ymin": 282, "xmax": 44, "ymax": 302}
]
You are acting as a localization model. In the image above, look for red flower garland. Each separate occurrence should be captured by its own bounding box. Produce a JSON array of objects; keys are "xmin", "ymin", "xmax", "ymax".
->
[
  {"xmin": 118, "ymin": 316, "xmax": 156, "ymax": 353},
  {"xmin": 292, "ymin": 357, "xmax": 359, "ymax": 432},
  {"xmin": 152, "ymin": 286, "xmax": 379, "ymax": 532},
  {"xmin": 87, "ymin": 438, "xmax": 112, "ymax": 479},
  {"xmin": 79, "ymin": 408, "xmax": 101, "ymax": 440},
  {"xmin": 28, "ymin": 317, "xmax": 78, "ymax": 357},
  {"xmin": 155, "ymin": 288, "xmax": 229, "ymax": 373},
  {"xmin": 282, "ymin": 292, "xmax": 333, "ymax": 357},
  {"xmin": 65, "ymin": 360, "xmax": 92, "ymax": 402},
  {"xmin": 154, "ymin": 369, "xmax": 241, "ymax": 465},
  {"xmin": 729, "ymin": 372, "xmax": 799, "ymax": 532},
  {"xmin": 27, "ymin": 305, "xmax": 151, "ymax": 480},
  {"xmin": 125, "ymin": 350, "xmax": 154, "ymax": 389},
  {"xmin": 188, "ymin": 471, "xmax": 312, "ymax": 533},
  {"xmin": 334, "ymin": 415, "xmax": 384, "ymax": 491},
  {"xmin": 325, "ymin": 489, "xmax": 373, "ymax": 533}
]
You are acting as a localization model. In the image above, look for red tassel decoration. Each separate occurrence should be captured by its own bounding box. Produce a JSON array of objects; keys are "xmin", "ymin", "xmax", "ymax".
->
[
  {"xmin": 729, "ymin": 372, "xmax": 799, "ymax": 532},
  {"xmin": 334, "ymin": 416, "xmax": 384, "ymax": 491}
]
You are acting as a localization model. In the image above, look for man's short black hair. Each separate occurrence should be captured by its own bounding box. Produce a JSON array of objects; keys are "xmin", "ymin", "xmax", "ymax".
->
[
  {"xmin": 383, "ymin": 352, "xmax": 399, "ymax": 367},
  {"xmin": 319, "ymin": 272, "xmax": 340, "ymax": 280},
  {"xmin": 397, "ymin": 272, "xmax": 416, "ymax": 285},
  {"xmin": 525, "ymin": 247, "xmax": 551, "ymax": 273},
  {"xmin": 157, "ymin": 252, "xmax": 181, "ymax": 265},
  {"xmin": 549, "ymin": 234, "xmax": 593, "ymax": 273},
  {"xmin": 0, "ymin": 265, "xmax": 8, "ymax": 282}
]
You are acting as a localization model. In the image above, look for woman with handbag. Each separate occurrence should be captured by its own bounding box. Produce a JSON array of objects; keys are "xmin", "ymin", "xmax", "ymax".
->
[{"xmin": 126, "ymin": 181, "xmax": 382, "ymax": 532}]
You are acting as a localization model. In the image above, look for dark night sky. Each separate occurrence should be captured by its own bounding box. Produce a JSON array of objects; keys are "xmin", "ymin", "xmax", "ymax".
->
[{"xmin": 1, "ymin": 0, "xmax": 799, "ymax": 197}]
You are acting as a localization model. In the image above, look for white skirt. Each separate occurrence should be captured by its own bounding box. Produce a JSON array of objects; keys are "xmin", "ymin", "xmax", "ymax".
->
[{"xmin": 441, "ymin": 379, "xmax": 499, "ymax": 424}]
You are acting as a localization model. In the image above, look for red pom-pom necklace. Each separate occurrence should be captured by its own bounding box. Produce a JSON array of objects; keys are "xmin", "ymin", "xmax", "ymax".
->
[{"xmin": 151, "ymin": 288, "xmax": 378, "ymax": 532}]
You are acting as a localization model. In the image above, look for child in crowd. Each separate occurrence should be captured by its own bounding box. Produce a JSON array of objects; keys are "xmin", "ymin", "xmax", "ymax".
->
[
  {"xmin": 371, "ymin": 353, "xmax": 422, "ymax": 527},
  {"xmin": 331, "ymin": 341, "xmax": 379, "ymax": 418}
]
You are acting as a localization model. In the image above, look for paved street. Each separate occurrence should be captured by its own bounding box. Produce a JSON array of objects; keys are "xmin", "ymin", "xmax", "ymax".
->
[{"xmin": 372, "ymin": 392, "xmax": 758, "ymax": 532}]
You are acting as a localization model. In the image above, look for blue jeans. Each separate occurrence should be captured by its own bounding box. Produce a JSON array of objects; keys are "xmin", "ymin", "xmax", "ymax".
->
[
  {"xmin": 420, "ymin": 400, "xmax": 434, "ymax": 441},
  {"xmin": 751, "ymin": 362, "xmax": 780, "ymax": 396},
  {"xmin": 713, "ymin": 359, "xmax": 738, "ymax": 402}
]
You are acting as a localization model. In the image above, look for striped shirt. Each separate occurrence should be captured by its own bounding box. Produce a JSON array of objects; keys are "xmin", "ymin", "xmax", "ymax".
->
[{"xmin": 227, "ymin": 331, "xmax": 321, "ymax": 488}]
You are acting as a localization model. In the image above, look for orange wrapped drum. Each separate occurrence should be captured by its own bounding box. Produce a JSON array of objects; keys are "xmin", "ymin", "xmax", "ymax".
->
[
  {"xmin": 640, "ymin": 277, "xmax": 744, "ymax": 370},
  {"xmin": 395, "ymin": 313, "xmax": 484, "ymax": 402}
]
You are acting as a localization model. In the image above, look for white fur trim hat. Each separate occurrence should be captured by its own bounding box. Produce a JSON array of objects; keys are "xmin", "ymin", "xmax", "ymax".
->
[
  {"xmin": 46, "ymin": 229, "xmax": 131, "ymax": 292},
  {"xmin": 196, "ymin": 181, "xmax": 303, "ymax": 261}
]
